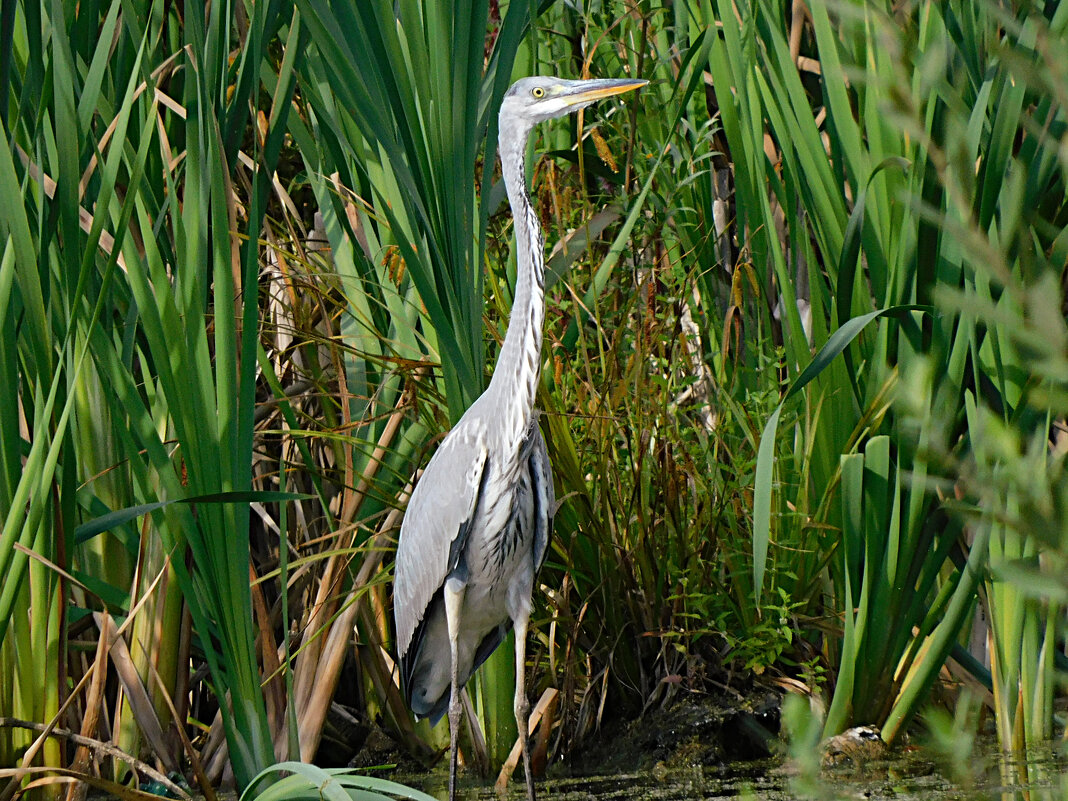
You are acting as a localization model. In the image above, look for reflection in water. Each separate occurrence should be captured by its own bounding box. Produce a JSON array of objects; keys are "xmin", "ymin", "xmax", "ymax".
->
[{"xmin": 410, "ymin": 740, "xmax": 1067, "ymax": 801}]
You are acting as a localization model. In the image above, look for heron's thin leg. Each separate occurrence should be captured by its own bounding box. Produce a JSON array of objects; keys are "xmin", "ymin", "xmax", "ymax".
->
[
  {"xmin": 445, "ymin": 581, "xmax": 466, "ymax": 801},
  {"xmin": 513, "ymin": 609, "xmax": 536, "ymax": 801}
]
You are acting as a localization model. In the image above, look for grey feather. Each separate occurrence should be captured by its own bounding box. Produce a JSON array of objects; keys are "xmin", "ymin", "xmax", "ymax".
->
[{"xmin": 393, "ymin": 426, "xmax": 488, "ymax": 661}]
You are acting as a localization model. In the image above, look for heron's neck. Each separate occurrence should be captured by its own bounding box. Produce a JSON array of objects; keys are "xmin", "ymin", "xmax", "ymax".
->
[{"xmin": 488, "ymin": 125, "xmax": 545, "ymax": 446}]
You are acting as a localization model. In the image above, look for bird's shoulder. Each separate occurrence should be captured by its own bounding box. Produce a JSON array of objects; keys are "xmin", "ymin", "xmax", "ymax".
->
[{"xmin": 408, "ymin": 414, "xmax": 490, "ymax": 500}]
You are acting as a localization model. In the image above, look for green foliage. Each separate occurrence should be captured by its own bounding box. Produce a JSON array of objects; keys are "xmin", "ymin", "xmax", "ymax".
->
[
  {"xmin": 0, "ymin": 0, "xmax": 304, "ymax": 787},
  {"xmin": 781, "ymin": 692, "xmax": 823, "ymax": 791},
  {"xmin": 240, "ymin": 762, "xmax": 436, "ymax": 801},
  {"xmin": 292, "ymin": 0, "xmax": 533, "ymax": 420},
  {"xmin": 2, "ymin": 0, "xmax": 1066, "ymax": 794},
  {"xmin": 697, "ymin": 0, "xmax": 1068, "ymax": 745},
  {"xmin": 719, "ymin": 588, "xmax": 803, "ymax": 676},
  {"xmin": 923, "ymin": 691, "xmax": 983, "ymax": 786}
]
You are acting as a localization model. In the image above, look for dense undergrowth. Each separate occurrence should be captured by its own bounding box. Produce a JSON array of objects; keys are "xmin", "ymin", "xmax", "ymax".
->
[{"xmin": 0, "ymin": 0, "xmax": 1066, "ymax": 799}]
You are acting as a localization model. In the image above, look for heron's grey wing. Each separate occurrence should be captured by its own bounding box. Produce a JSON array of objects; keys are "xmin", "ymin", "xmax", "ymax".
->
[
  {"xmin": 528, "ymin": 420, "xmax": 554, "ymax": 572},
  {"xmin": 393, "ymin": 425, "xmax": 488, "ymax": 661}
]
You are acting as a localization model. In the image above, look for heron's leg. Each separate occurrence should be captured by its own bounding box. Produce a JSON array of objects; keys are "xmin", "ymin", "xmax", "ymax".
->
[
  {"xmin": 513, "ymin": 608, "xmax": 536, "ymax": 801},
  {"xmin": 444, "ymin": 580, "xmax": 466, "ymax": 801}
]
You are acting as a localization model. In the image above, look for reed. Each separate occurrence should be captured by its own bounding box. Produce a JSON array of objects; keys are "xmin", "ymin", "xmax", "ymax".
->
[
  {"xmin": 696, "ymin": 0, "xmax": 1067, "ymax": 746},
  {"xmin": 0, "ymin": 0, "xmax": 302, "ymax": 790},
  {"xmin": 0, "ymin": 0, "xmax": 1064, "ymax": 795}
]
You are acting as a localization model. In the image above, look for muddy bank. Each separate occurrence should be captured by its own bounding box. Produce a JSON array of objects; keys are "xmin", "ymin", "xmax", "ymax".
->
[
  {"xmin": 331, "ymin": 687, "xmax": 784, "ymax": 784},
  {"xmin": 563, "ymin": 689, "xmax": 782, "ymax": 776}
]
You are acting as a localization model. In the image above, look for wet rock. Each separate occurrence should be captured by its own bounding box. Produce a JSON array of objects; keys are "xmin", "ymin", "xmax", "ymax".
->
[{"xmin": 819, "ymin": 725, "xmax": 888, "ymax": 770}]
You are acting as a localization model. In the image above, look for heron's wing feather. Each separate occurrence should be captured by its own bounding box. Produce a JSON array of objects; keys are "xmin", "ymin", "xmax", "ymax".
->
[
  {"xmin": 528, "ymin": 422, "xmax": 554, "ymax": 572},
  {"xmin": 393, "ymin": 424, "xmax": 488, "ymax": 659}
]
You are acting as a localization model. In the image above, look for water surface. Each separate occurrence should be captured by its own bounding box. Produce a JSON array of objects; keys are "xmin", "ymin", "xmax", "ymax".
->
[{"xmin": 411, "ymin": 741, "xmax": 1067, "ymax": 801}]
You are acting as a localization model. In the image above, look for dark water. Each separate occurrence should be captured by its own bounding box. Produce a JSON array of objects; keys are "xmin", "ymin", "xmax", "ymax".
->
[
  {"xmin": 93, "ymin": 740, "xmax": 1068, "ymax": 800},
  {"xmin": 411, "ymin": 742, "xmax": 1068, "ymax": 800}
]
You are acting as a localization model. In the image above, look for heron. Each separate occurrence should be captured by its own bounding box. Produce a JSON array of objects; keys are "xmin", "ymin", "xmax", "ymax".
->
[{"xmin": 392, "ymin": 75, "xmax": 646, "ymax": 801}]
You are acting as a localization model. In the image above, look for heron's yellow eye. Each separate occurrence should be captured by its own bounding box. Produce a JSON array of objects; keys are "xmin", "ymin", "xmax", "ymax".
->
[{"xmin": 531, "ymin": 87, "xmax": 545, "ymax": 99}]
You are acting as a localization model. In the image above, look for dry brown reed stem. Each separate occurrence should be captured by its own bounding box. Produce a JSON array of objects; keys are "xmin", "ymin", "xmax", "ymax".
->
[
  {"xmin": 173, "ymin": 605, "xmax": 193, "ymax": 758},
  {"xmin": 0, "ymin": 734, "xmax": 189, "ymax": 801},
  {"xmin": 295, "ymin": 366, "xmax": 423, "ymax": 659},
  {"xmin": 292, "ymin": 386, "xmax": 410, "ymax": 714},
  {"xmin": 249, "ymin": 560, "xmax": 286, "ymax": 743},
  {"xmin": 327, "ymin": 173, "xmax": 374, "ymax": 260},
  {"xmin": 494, "ymin": 688, "xmax": 559, "ymax": 792},
  {"xmin": 292, "ymin": 511, "xmax": 388, "ymax": 759},
  {"xmin": 293, "ymin": 584, "xmax": 364, "ymax": 760},
  {"xmin": 0, "ymin": 555, "xmax": 171, "ymax": 801},
  {"xmin": 94, "ymin": 612, "xmax": 179, "ymax": 774},
  {"xmin": 200, "ymin": 710, "xmax": 229, "ymax": 786},
  {"xmin": 789, "ymin": 0, "xmax": 806, "ymax": 62},
  {"xmin": 459, "ymin": 690, "xmax": 490, "ymax": 775},
  {"xmin": 294, "ymin": 505, "xmax": 408, "ymax": 761},
  {"xmin": 341, "ymin": 382, "xmax": 409, "ymax": 525},
  {"xmin": 286, "ymin": 371, "xmax": 423, "ymax": 759},
  {"xmin": 64, "ymin": 614, "xmax": 112, "ymax": 801},
  {"xmin": 531, "ymin": 689, "xmax": 556, "ymax": 776}
]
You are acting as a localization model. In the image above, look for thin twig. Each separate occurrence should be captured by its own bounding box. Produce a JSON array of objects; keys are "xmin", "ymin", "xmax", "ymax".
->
[{"xmin": 0, "ymin": 720, "xmax": 190, "ymax": 801}]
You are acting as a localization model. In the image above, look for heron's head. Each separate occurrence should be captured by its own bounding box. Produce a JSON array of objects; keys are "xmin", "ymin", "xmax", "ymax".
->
[{"xmin": 499, "ymin": 76, "xmax": 647, "ymax": 130}]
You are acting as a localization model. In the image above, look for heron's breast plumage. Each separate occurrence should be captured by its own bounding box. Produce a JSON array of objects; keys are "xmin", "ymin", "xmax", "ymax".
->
[{"xmin": 475, "ymin": 467, "xmax": 531, "ymax": 569}]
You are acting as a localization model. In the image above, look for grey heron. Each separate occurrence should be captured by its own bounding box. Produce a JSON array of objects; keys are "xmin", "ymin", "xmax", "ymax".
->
[{"xmin": 392, "ymin": 75, "xmax": 646, "ymax": 801}]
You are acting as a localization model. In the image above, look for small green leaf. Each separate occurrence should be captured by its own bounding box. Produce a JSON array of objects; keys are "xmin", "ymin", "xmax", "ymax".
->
[{"xmin": 74, "ymin": 491, "xmax": 313, "ymax": 544}]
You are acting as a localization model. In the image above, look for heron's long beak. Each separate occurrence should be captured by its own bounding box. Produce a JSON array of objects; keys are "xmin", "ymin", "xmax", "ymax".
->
[{"xmin": 560, "ymin": 78, "xmax": 648, "ymax": 106}]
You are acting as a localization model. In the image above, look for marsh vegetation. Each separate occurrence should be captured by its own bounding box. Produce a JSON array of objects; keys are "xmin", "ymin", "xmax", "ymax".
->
[{"xmin": 0, "ymin": 0, "xmax": 1066, "ymax": 799}]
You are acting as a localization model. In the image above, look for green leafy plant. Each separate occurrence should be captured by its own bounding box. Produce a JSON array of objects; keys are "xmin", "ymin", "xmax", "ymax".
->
[
  {"xmin": 2, "ymin": 0, "xmax": 1066, "ymax": 795},
  {"xmin": 699, "ymin": 0, "xmax": 1068, "ymax": 744},
  {"xmin": 239, "ymin": 762, "xmax": 436, "ymax": 801},
  {"xmin": 0, "ymin": 0, "xmax": 305, "ymax": 789},
  {"xmin": 923, "ymin": 691, "xmax": 983, "ymax": 786}
]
